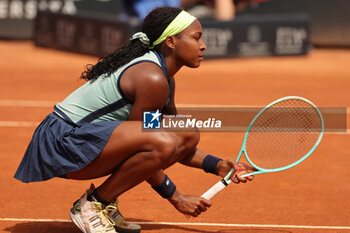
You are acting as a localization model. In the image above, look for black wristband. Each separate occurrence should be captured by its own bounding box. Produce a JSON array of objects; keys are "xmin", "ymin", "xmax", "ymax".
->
[
  {"xmin": 151, "ymin": 174, "xmax": 176, "ymax": 198},
  {"xmin": 202, "ymin": 154, "xmax": 223, "ymax": 175}
]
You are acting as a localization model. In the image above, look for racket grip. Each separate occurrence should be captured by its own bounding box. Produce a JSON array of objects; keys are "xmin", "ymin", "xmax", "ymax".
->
[{"xmin": 201, "ymin": 179, "xmax": 227, "ymax": 200}]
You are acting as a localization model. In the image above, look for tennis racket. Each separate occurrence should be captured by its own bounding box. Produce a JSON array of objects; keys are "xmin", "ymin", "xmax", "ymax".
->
[{"xmin": 201, "ymin": 96, "xmax": 324, "ymax": 200}]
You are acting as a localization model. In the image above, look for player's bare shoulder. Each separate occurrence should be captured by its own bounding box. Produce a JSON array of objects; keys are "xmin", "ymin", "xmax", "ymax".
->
[{"xmin": 120, "ymin": 62, "xmax": 169, "ymax": 103}]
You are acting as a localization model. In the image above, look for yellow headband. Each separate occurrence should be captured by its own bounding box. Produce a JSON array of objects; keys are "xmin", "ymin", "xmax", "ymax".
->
[{"xmin": 150, "ymin": 10, "xmax": 197, "ymax": 49}]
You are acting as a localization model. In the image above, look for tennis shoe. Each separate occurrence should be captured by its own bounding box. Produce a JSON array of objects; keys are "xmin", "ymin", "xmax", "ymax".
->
[
  {"xmin": 70, "ymin": 186, "xmax": 117, "ymax": 233},
  {"xmin": 107, "ymin": 199, "xmax": 141, "ymax": 233}
]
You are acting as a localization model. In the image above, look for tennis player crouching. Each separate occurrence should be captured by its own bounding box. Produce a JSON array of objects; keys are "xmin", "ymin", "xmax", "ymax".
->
[{"xmin": 14, "ymin": 7, "xmax": 256, "ymax": 233}]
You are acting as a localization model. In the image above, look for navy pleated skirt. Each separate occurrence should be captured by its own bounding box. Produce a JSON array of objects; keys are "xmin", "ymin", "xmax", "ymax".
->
[{"xmin": 14, "ymin": 112, "xmax": 122, "ymax": 183}]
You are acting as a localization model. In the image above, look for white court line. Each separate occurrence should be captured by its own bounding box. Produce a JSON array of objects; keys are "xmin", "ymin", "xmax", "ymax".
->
[
  {"xmin": 0, "ymin": 100, "xmax": 254, "ymax": 108},
  {"xmin": 0, "ymin": 121, "xmax": 40, "ymax": 127},
  {"xmin": 0, "ymin": 100, "xmax": 56, "ymax": 107},
  {"xmin": 0, "ymin": 218, "xmax": 350, "ymax": 230},
  {"xmin": 0, "ymin": 99, "xmax": 349, "ymax": 111}
]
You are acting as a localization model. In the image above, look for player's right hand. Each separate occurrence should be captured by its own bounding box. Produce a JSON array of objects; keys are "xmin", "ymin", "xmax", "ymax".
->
[{"xmin": 168, "ymin": 189, "xmax": 212, "ymax": 217}]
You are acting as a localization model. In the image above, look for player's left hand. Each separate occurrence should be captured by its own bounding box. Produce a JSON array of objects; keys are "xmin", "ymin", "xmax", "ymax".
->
[{"xmin": 217, "ymin": 158, "xmax": 256, "ymax": 184}]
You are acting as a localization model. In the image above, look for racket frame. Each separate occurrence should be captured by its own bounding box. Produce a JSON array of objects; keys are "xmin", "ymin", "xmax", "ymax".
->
[{"xmin": 201, "ymin": 96, "xmax": 324, "ymax": 200}]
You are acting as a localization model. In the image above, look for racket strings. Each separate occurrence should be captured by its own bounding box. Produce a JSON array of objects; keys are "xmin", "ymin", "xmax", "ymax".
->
[{"xmin": 245, "ymin": 99, "xmax": 322, "ymax": 170}]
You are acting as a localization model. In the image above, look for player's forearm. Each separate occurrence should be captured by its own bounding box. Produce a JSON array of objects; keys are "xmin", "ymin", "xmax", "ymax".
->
[
  {"xmin": 146, "ymin": 170, "xmax": 165, "ymax": 186},
  {"xmin": 180, "ymin": 148, "xmax": 224, "ymax": 176},
  {"xmin": 147, "ymin": 170, "xmax": 177, "ymax": 200},
  {"xmin": 179, "ymin": 148, "xmax": 207, "ymax": 168},
  {"xmin": 179, "ymin": 148, "xmax": 202, "ymax": 168}
]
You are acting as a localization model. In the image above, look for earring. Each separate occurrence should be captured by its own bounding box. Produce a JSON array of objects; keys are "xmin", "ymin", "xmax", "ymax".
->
[{"xmin": 171, "ymin": 47, "xmax": 175, "ymax": 53}]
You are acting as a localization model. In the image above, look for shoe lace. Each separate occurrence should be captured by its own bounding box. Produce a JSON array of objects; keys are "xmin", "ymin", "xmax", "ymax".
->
[
  {"xmin": 92, "ymin": 202, "xmax": 116, "ymax": 232},
  {"xmin": 108, "ymin": 200, "xmax": 126, "ymax": 225}
]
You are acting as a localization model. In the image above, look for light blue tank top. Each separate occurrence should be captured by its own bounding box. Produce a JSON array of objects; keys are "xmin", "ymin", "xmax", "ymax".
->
[{"xmin": 55, "ymin": 50, "xmax": 168, "ymax": 124}]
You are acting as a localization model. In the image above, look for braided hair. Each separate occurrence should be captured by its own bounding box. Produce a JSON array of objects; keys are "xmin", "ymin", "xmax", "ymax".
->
[{"xmin": 80, "ymin": 7, "xmax": 182, "ymax": 82}]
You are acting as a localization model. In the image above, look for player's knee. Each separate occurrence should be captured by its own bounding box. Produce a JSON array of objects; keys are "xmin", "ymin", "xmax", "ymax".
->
[{"xmin": 152, "ymin": 132, "xmax": 178, "ymax": 165}]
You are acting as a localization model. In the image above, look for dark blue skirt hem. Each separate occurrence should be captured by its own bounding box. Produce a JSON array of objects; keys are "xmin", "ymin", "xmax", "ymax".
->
[{"xmin": 14, "ymin": 113, "xmax": 122, "ymax": 183}]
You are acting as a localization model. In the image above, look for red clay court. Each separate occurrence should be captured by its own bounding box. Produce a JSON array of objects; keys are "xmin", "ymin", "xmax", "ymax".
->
[{"xmin": 0, "ymin": 41, "xmax": 349, "ymax": 233}]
